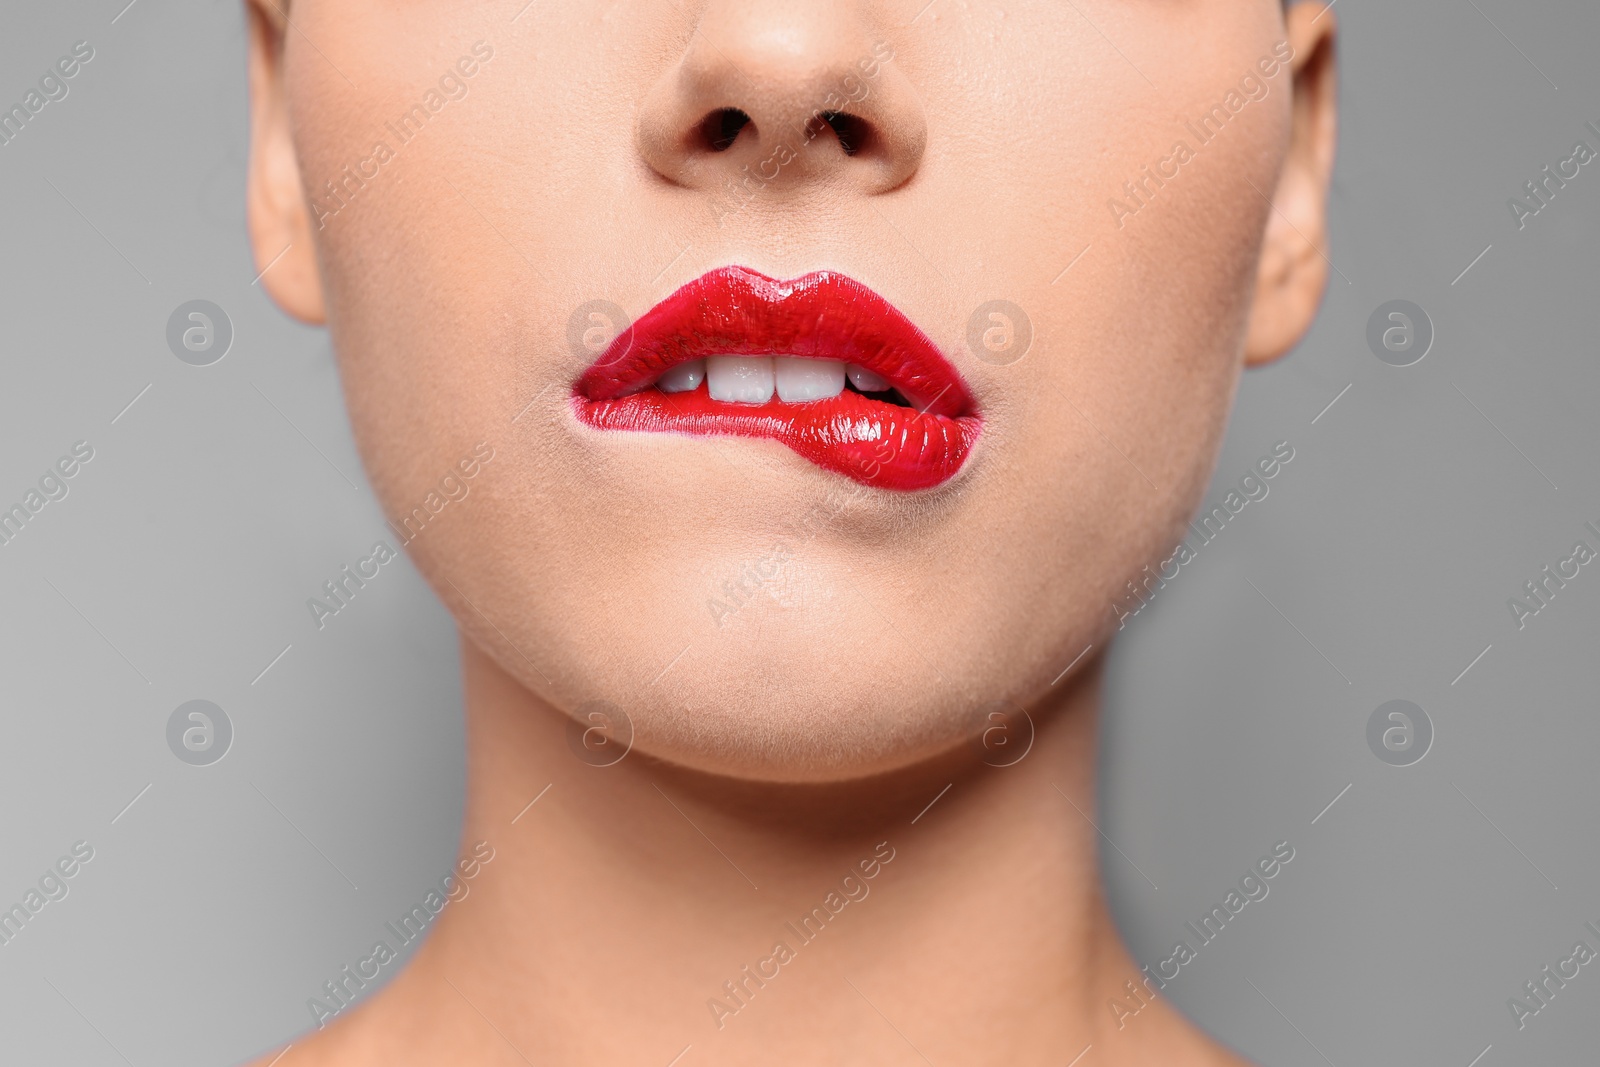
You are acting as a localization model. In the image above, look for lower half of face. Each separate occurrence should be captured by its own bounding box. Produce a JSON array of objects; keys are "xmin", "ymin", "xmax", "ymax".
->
[{"xmin": 293, "ymin": 0, "xmax": 1291, "ymax": 781}]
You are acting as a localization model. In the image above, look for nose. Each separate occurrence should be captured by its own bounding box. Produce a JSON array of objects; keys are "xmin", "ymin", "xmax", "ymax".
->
[{"xmin": 636, "ymin": 1, "xmax": 926, "ymax": 199}]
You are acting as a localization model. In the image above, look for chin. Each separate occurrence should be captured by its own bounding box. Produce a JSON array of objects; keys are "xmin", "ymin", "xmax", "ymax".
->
[
  {"xmin": 626, "ymin": 670, "xmax": 974, "ymax": 785},
  {"xmin": 475, "ymin": 567, "xmax": 981, "ymax": 782},
  {"xmin": 447, "ymin": 510, "xmax": 1115, "ymax": 784}
]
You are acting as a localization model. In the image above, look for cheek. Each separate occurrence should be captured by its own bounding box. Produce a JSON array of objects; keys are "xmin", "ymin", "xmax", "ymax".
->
[{"xmin": 913, "ymin": 17, "xmax": 1286, "ymax": 438}]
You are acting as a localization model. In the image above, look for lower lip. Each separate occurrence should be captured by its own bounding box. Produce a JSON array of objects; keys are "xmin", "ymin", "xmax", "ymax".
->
[{"xmin": 572, "ymin": 386, "xmax": 981, "ymax": 491}]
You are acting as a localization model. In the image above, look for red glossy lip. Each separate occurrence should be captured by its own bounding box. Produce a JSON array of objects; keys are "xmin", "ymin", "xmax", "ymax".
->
[{"xmin": 571, "ymin": 267, "xmax": 981, "ymax": 491}]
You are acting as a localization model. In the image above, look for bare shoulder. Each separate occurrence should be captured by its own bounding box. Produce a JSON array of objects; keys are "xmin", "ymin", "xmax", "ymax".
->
[
  {"xmin": 237, "ymin": 1019, "xmax": 365, "ymax": 1067},
  {"xmin": 230, "ymin": 953, "xmax": 495, "ymax": 1067},
  {"xmin": 234, "ymin": 983, "xmax": 410, "ymax": 1067}
]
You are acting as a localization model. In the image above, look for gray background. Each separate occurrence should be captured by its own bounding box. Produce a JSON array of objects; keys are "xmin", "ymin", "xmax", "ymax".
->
[{"xmin": 1, "ymin": 1, "xmax": 1596, "ymax": 1065}]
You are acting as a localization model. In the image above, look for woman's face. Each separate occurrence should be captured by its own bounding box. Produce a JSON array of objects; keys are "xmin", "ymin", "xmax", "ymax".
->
[{"xmin": 247, "ymin": 0, "xmax": 1332, "ymax": 780}]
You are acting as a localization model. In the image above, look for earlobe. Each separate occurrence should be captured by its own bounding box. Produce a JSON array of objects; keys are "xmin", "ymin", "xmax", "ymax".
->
[
  {"xmin": 244, "ymin": 0, "xmax": 326, "ymax": 325},
  {"xmin": 1243, "ymin": 2, "xmax": 1337, "ymax": 366}
]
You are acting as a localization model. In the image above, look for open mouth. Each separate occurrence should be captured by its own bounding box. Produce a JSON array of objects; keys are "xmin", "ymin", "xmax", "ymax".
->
[{"xmin": 571, "ymin": 266, "xmax": 982, "ymax": 490}]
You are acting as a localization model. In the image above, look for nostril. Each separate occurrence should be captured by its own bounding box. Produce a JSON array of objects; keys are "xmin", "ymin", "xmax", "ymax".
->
[
  {"xmin": 690, "ymin": 105, "xmax": 877, "ymax": 161},
  {"xmin": 821, "ymin": 111, "xmax": 871, "ymax": 157},
  {"xmin": 699, "ymin": 107, "xmax": 753, "ymax": 152}
]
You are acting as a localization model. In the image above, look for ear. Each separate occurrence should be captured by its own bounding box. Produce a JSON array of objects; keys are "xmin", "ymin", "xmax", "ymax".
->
[
  {"xmin": 244, "ymin": 0, "xmax": 326, "ymax": 324},
  {"xmin": 1243, "ymin": 2, "xmax": 1337, "ymax": 366}
]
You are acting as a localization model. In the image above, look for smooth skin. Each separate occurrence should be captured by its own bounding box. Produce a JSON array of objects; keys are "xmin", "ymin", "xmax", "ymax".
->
[{"xmin": 242, "ymin": 1, "xmax": 1336, "ymax": 1063}]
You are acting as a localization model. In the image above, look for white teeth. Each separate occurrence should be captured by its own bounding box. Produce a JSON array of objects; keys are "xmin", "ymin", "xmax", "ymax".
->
[
  {"xmin": 675, "ymin": 356, "xmax": 890, "ymax": 404},
  {"xmin": 657, "ymin": 358, "xmax": 705, "ymax": 393},
  {"xmin": 706, "ymin": 356, "xmax": 775, "ymax": 404},
  {"xmin": 846, "ymin": 364, "xmax": 892, "ymax": 392},
  {"xmin": 774, "ymin": 357, "xmax": 845, "ymax": 402}
]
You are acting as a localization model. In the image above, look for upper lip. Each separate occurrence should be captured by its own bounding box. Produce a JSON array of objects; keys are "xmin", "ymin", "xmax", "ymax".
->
[{"xmin": 573, "ymin": 266, "xmax": 975, "ymax": 418}]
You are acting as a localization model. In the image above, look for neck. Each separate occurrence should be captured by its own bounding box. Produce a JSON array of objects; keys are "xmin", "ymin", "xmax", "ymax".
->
[{"xmin": 308, "ymin": 636, "xmax": 1243, "ymax": 1067}]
